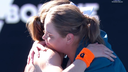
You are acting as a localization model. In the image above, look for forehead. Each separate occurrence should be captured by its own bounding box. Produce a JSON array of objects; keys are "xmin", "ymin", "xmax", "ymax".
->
[
  {"xmin": 44, "ymin": 14, "xmax": 55, "ymax": 32},
  {"xmin": 44, "ymin": 13, "xmax": 52, "ymax": 25}
]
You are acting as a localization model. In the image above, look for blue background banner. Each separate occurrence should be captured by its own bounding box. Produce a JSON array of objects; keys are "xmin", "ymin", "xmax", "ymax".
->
[{"xmin": 0, "ymin": 0, "xmax": 127, "ymax": 72}]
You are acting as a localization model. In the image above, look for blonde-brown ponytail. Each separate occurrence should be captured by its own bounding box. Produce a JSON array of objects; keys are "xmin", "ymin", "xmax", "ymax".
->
[{"xmin": 85, "ymin": 15, "xmax": 104, "ymax": 44}]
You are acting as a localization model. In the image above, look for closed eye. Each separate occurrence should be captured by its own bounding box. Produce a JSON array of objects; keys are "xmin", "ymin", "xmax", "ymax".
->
[{"xmin": 48, "ymin": 33, "xmax": 53, "ymax": 38}]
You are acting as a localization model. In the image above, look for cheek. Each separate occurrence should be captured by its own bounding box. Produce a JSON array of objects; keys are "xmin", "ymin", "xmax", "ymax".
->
[
  {"xmin": 46, "ymin": 37, "xmax": 54, "ymax": 47},
  {"xmin": 47, "ymin": 37, "xmax": 65, "ymax": 51},
  {"xmin": 46, "ymin": 37, "xmax": 57, "ymax": 47},
  {"xmin": 48, "ymin": 38, "xmax": 59, "ymax": 47}
]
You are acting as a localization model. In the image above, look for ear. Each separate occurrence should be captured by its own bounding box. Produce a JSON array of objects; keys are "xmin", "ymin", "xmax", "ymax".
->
[{"xmin": 66, "ymin": 33, "xmax": 74, "ymax": 44}]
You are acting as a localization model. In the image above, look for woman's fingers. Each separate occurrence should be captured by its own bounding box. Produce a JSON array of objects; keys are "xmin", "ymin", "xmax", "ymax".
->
[
  {"xmin": 38, "ymin": 41, "xmax": 46, "ymax": 46},
  {"xmin": 27, "ymin": 48, "xmax": 34, "ymax": 64},
  {"xmin": 27, "ymin": 41, "xmax": 48, "ymax": 65},
  {"xmin": 31, "ymin": 51, "xmax": 35, "ymax": 64},
  {"xmin": 105, "ymin": 51, "xmax": 117, "ymax": 58},
  {"xmin": 104, "ymin": 47, "xmax": 113, "ymax": 53},
  {"xmin": 27, "ymin": 56, "xmax": 30, "ymax": 64},
  {"xmin": 87, "ymin": 43, "xmax": 117, "ymax": 61},
  {"xmin": 104, "ymin": 55, "xmax": 114, "ymax": 61},
  {"xmin": 99, "ymin": 44, "xmax": 116, "ymax": 58},
  {"xmin": 104, "ymin": 51, "xmax": 117, "ymax": 61}
]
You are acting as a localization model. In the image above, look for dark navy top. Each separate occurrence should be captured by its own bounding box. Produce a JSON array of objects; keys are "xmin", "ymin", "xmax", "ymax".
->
[{"xmin": 73, "ymin": 30, "xmax": 126, "ymax": 72}]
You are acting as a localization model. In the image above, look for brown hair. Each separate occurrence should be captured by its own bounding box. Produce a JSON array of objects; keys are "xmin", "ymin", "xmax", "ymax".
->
[
  {"xmin": 26, "ymin": 16, "xmax": 44, "ymax": 41},
  {"xmin": 26, "ymin": 0, "xmax": 70, "ymax": 41},
  {"xmin": 39, "ymin": 0, "xmax": 70, "ymax": 23},
  {"xmin": 47, "ymin": 4, "xmax": 104, "ymax": 44}
]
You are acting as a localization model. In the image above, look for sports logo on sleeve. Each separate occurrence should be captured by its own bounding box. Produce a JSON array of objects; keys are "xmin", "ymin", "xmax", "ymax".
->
[{"xmin": 80, "ymin": 53, "xmax": 85, "ymax": 58}]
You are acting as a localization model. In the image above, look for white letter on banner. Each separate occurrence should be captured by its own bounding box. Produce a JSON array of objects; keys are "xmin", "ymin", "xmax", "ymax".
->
[
  {"xmin": 5, "ymin": 4, "xmax": 20, "ymax": 24},
  {"xmin": 20, "ymin": 4, "xmax": 37, "ymax": 23},
  {"xmin": 0, "ymin": 20, "xmax": 4, "ymax": 33}
]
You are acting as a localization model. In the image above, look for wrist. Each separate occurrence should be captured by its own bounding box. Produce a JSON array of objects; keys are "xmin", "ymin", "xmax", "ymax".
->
[
  {"xmin": 75, "ymin": 48, "xmax": 95, "ymax": 68},
  {"xmin": 75, "ymin": 59, "xmax": 87, "ymax": 67}
]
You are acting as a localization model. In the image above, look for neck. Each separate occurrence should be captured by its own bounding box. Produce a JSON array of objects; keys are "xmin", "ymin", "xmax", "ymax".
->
[{"xmin": 66, "ymin": 44, "xmax": 78, "ymax": 63}]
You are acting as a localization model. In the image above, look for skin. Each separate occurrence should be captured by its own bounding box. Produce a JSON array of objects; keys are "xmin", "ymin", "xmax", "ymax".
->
[{"xmin": 43, "ymin": 13, "xmax": 79, "ymax": 62}]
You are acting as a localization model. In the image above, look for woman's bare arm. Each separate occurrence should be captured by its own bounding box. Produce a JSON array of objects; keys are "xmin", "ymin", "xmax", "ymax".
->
[{"xmin": 25, "ymin": 41, "xmax": 116, "ymax": 72}]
